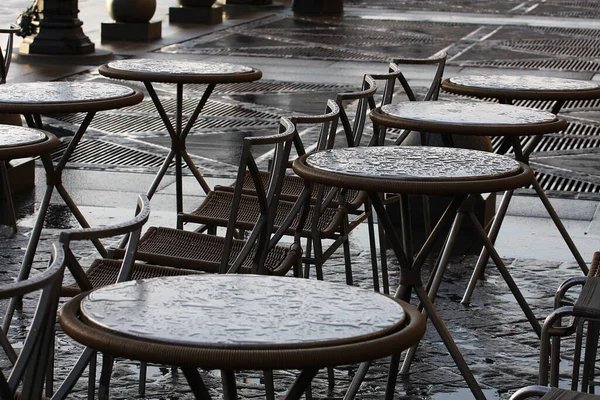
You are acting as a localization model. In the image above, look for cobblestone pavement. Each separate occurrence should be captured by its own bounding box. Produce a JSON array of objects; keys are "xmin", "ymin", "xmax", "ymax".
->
[{"xmin": 1, "ymin": 222, "xmax": 587, "ymax": 399}]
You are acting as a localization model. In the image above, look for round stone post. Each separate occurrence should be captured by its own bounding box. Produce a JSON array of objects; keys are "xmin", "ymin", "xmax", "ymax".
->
[
  {"xmin": 292, "ymin": 0, "xmax": 343, "ymax": 14},
  {"xmin": 19, "ymin": 0, "xmax": 95, "ymax": 55}
]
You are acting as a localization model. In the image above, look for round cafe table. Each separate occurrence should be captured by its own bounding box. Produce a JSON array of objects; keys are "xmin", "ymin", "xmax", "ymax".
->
[
  {"xmin": 59, "ymin": 274, "xmax": 425, "ymax": 399},
  {"xmin": 98, "ymin": 59, "xmax": 263, "ymax": 214},
  {"xmin": 441, "ymin": 74, "xmax": 600, "ymax": 159},
  {"xmin": 0, "ymin": 125, "xmax": 59, "ymax": 233},
  {"xmin": 293, "ymin": 145, "xmax": 535, "ymax": 400},
  {"xmin": 0, "ymin": 81, "xmax": 143, "ymax": 329},
  {"xmin": 370, "ymin": 100, "xmax": 589, "ymax": 303}
]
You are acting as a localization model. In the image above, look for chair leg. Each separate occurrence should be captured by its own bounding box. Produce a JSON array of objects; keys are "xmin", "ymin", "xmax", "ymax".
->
[
  {"xmin": 303, "ymin": 238, "xmax": 313, "ymax": 279},
  {"xmin": 365, "ymin": 204, "xmax": 381, "ymax": 293},
  {"xmin": 264, "ymin": 370, "xmax": 275, "ymax": 400},
  {"xmin": 139, "ymin": 362, "xmax": 147, "ymax": 396},
  {"xmin": 340, "ymin": 217, "xmax": 353, "ymax": 286},
  {"xmin": 98, "ymin": 353, "xmax": 114, "ymax": 400},
  {"xmin": 572, "ymin": 320, "xmax": 584, "ymax": 390},
  {"xmin": 582, "ymin": 320, "xmax": 600, "ymax": 392},
  {"xmin": 312, "ymin": 237, "xmax": 325, "ymax": 281}
]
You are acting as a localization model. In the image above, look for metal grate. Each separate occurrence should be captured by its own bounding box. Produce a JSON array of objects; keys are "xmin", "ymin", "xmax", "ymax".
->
[
  {"xmin": 534, "ymin": 171, "xmax": 600, "ymax": 193},
  {"xmin": 51, "ymin": 139, "xmax": 169, "ymax": 168},
  {"xmin": 491, "ymin": 120, "xmax": 600, "ymax": 154},
  {"xmin": 170, "ymin": 45, "xmax": 391, "ymax": 62},
  {"xmin": 538, "ymin": 26, "xmax": 600, "ymax": 38},
  {"xmin": 121, "ymin": 98, "xmax": 278, "ymax": 120},
  {"xmin": 193, "ymin": 80, "xmax": 354, "ymax": 95},
  {"xmin": 48, "ymin": 113, "xmax": 277, "ymax": 134},
  {"xmin": 501, "ymin": 39, "xmax": 600, "ymax": 58},
  {"xmin": 457, "ymin": 58, "xmax": 600, "ymax": 72}
]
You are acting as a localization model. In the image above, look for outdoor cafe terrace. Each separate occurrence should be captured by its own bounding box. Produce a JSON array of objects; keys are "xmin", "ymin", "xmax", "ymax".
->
[{"xmin": 0, "ymin": 0, "xmax": 599, "ymax": 399}]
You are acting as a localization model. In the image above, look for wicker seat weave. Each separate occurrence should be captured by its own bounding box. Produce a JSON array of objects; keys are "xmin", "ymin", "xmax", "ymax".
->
[
  {"xmin": 182, "ymin": 191, "xmax": 344, "ymax": 238},
  {"xmin": 118, "ymin": 226, "xmax": 299, "ymax": 276},
  {"xmin": 220, "ymin": 171, "xmax": 364, "ymax": 211},
  {"xmin": 61, "ymin": 258, "xmax": 202, "ymax": 297}
]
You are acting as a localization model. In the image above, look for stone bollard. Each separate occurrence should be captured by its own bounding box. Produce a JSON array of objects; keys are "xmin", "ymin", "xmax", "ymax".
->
[
  {"xmin": 292, "ymin": 0, "xmax": 343, "ymax": 15},
  {"xmin": 170, "ymin": 0, "xmax": 223, "ymax": 25},
  {"xmin": 102, "ymin": 0, "xmax": 162, "ymax": 41}
]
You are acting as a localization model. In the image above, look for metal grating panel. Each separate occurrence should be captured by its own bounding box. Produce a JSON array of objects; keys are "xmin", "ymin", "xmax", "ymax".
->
[
  {"xmin": 501, "ymin": 39, "xmax": 600, "ymax": 58},
  {"xmin": 173, "ymin": 45, "xmax": 391, "ymax": 62},
  {"xmin": 458, "ymin": 58, "xmax": 600, "ymax": 72},
  {"xmin": 48, "ymin": 113, "xmax": 278, "ymax": 134},
  {"xmin": 534, "ymin": 171, "xmax": 600, "ymax": 193},
  {"xmin": 181, "ymin": 80, "xmax": 354, "ymax": 95},
  {"xmin": 121, "ymin": 98, "xmax": 278, "ymax": 120},
  {"xmin": 52, "ymin": 139, "xmax": 169, "ymax": 168},
  {"xmin": 491, "ymin": 121, "xmax": 600, "ymax": 154}
]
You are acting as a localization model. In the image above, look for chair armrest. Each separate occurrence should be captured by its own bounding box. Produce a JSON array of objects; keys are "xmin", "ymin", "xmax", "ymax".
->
[{"xmin": 59, "ymin": 194, "xmax": 150, "ymax": 245}]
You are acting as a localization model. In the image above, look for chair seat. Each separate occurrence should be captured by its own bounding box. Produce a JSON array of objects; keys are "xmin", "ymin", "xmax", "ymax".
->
[
  {"xmin": 114, "ymin": 227, "xmax": 300, "ymax": 276},
  {"xmin": 221, "ymin": 171, "xmax": 365, "ymax": 211},
  {"xmin": 182, "ymin": 190, "xmax": 346, "ymax": 238},
  {"xmin": 61, "ymin": 258, "xmax": 202, "ymax": 297}
]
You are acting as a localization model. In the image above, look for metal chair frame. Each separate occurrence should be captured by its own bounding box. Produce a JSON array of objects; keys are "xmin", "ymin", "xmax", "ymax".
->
[
  {"xmin": 0, "ymin": 242, "xmax": 65, "ymax": 399},
  {"xmin": 539, "ymin": 252, "xmax": 600, "ymax": 392}
]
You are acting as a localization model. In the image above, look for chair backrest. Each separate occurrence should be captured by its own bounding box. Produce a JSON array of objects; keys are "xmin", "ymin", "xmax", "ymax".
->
[
  {"xmin": 59, "ymin": 194, "xmax": 151, "ymax": 290},
  {"xmin": 224, "ymin": 117, "xmax": 299, "ymax": 274},
  {"xmin": 370, "ymin": 52, "xmax": 448, "ymax": 145},
  {"xmin": 0, "ymin": 25, "xmax": 19, "ymax": 84},
  {"xmin": 333, "ymin": 74, "xmax": 378, "ymax": 148},
  {"xmin": 390, "ymin": 52, "xmax": 447, "ymax": 103},
  {"xmin": 0, "ymin": 242, "xmax": 65, "ymax": 398}
]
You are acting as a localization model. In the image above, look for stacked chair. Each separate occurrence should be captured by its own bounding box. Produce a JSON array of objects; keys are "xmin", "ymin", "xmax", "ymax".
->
[{"xmin": 175, "ymin": 76, "xmax": 382, "ymax": 288}]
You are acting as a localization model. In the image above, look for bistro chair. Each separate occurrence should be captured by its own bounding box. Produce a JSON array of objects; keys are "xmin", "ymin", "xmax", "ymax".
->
[
  {"xmin": 112, "ymin": 116, "xmax": 302, "ymax": 277},
  {"xmin": 539, "ymin": 251, "xmax": 600, "ymax": 392},
  {"xmin": 179, "ymin": 76, "xmax": 381, "ymax": 287},
  {"xmin": 0, "ymin": 242, "xmax": 65, "ymax": 399},
  {"xmin": 55, "ymin": 194, "xmax": 206, "ymax": 399}
]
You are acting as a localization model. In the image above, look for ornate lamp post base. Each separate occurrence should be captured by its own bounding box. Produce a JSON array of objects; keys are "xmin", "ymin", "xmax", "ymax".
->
[{"xmin": 18, "ymin": 0, "xmax": 95, "ymax": 56}]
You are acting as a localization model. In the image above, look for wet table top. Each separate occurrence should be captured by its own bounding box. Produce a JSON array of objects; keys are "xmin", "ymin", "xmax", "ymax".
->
[
  {"xmin": 292, "ymin": 146, "xmax": 534, "ymax": 195},
  {"xmin": 0, "ymin": 124, "xmax": 59, "ymax": 160},
  {"xmin": 98, "ymin": 59, "xmax": 263, "ymax": 84},
  {"xmin": 60, "ymin": 274, "xmax": 425, "ymax": 370},
  {"xmin": 0, "ymin": 81, "xmax": 143, "ymax": 114},
  {"xmin": 442, "ymin": 74, "xmax": 600, "ymax": 101},
  {"xmin": 369, "ymin": 100, "xmax": 567, "ymax": 137}
]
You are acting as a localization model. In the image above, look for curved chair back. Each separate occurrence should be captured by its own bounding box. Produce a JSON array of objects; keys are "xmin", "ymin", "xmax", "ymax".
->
[
  {"xmin": 60, "ymin": 194, "xmax": 151, "ymax": 291},
  {"xmin": 0, "ymin": 243, "xmax": 65, "ymax": 398},
  {"xmin": 225, "ymin": 117, "xmax": 298, "ymax": 274}
]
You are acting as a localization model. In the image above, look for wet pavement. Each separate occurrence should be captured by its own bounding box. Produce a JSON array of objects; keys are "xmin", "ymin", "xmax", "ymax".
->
[{"xmin": 0, "ymin": 0, "xmax": 600, "ymax": 399}]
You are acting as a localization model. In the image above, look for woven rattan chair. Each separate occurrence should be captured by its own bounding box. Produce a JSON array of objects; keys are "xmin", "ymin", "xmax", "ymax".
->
[
  {"xmin": 539, "ymin": 252, "xmax": 600, "ymax": 392},
  {"xmin": 179, "ymin": 77, "xmax": 381, "ymax": 285},
  {"xmin": 57, "ymin": 194, "xmax": 202, "ymax": 297},
  {"xmin": 0, "ymin": 242, "xmax": 64, "ymax": 399},
  {"xmin": 511, "ymin": 386, "xmax": 600, "ymax": 400},
  {"xmin": 112, "ymin": 117, "xmax": 302, "ymax": 277}
]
